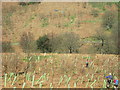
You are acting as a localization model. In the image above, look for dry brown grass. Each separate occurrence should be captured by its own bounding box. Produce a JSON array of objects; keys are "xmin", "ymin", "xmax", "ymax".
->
[
  {"xmin": 2, "ymin": 2, "xmax": 103, "ymax": 41},
  {"xmin": 2, "ymin": 53, "xmax": 119, "ymax": 88},
  {"xmin": 2, "ymin": 2, "xmax": 118, "ymax": 53}
]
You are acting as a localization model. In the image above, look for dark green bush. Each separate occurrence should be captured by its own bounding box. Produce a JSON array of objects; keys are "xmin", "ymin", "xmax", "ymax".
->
[
  {"xmin": 19, "ymin": 2, "xmax": 41, "ymax": 6},
  {"xmin": 36, "ymin": 32, "xmax": 82, "ymax": 53},
  {"xmin": 36, "ymin": 35, "xmax": 52, "ymax": 53}
]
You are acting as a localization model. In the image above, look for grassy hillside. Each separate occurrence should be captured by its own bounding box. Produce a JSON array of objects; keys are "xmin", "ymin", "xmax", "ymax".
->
[{"xmin": 2, "ymin": 2, "xmax": 117, "ymax": 53}]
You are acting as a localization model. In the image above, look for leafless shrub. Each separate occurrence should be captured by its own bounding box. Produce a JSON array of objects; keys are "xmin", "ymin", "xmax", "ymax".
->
[
  {"xmin": 2, "ymin": 54, "xmax": 24, "ymax": 75},
  {"xmin": 20, "ymin": 32, "xmax": 36, "ymax": 53},
  {"xmin": 2, "ymin": 41, "xmax": 14, "ymax": 53}
]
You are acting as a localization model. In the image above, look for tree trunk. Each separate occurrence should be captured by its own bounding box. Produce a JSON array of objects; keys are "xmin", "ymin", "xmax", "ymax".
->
[
  {"xmin": 69, "ymin": 47, "xmax": 72, "ymax": 53},
  {"xmin": 101, "ymin": 38, "xmax": 104, "ymax": 54}
]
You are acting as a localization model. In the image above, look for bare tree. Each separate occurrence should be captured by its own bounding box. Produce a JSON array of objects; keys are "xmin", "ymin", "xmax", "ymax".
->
[
  {"xmin": 62, "ymin": 32, "xmax": 82, "ymax": 53},
  {"xmin": 20, "ymin": 32, "xmax": 36, "ymax": 75},
  {"xmin": 102, "ymin": 10, "xmax": 116, "ymax": 30},
  {"xmin": 93, "ymin": 29, "xmax": 106, "ymax": 54},
  {"xmin": 93, "ymin": 10, "xmax": 118, "ymax": 54},
  {"xmin": 51, "ymin": 32, "xmax": 82, "ymax": 53},
  {"xmin": 20, "ymin": 32, "xmax": 36, "ymax": 53}
]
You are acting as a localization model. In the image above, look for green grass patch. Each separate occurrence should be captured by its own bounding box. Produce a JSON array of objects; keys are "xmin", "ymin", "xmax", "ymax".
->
[
  {"xmin": 78, "ymin": 19, "xmax": 102, "ymax": 24},
  {"xmin": 63, "ymin": 15, "xmax": 76, "ymax": 27},
  {"xmin": 35, "ymin": 55, "xmax": 53, "ymax": 60},
  {"xmin": 70, "ymin": 15, "xmax": 76, "ymax": 24},
  {"xmin": 24, "ymin": 14, "xmax": 36, "ymax": 27},
  {"xmin": 11, "ymin": 42, "xmax": 19, "ymax": 45},
  {"xmin": 29, "ymin": 15, "xmax": 36, "ymax": 21},
  {"xmin": 89, "ymin": 2, "xmax": 106, "ymax": 10},
  {"xmin": 41, "ymin": 17, "xmax": 49, "ymax": 27},
  {"xmin": 22, "ymin": 55, "xmax": 54, "ymax": 62},
  {"xmin": 82, "ymin": 37, "xmax": 101, "ymax": 42},
  {"xmin": 81, "ymin": 20, "xmax": 98, "ymax": 23},
  {"xmin": 89, "ymin": 2, "xmax": 116, "ymax": 10},
  {"xmin": 64, "ymin": 23, "xmax": 70, "ymax": 27}
]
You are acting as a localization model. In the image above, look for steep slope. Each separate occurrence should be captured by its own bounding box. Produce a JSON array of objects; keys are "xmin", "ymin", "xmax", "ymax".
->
[{"xmin": 2, "ymin": 2, "xmax": 117, "ymax": 52}]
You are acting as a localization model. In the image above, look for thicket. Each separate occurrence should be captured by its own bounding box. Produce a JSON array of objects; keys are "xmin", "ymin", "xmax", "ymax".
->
[
  {"xmin": 19, "ymin": 2, "xmax": 41, "ymax": 6},
  {"xmin": 36, "ymin": 35, "xmax": 52, "ymax": 53},
  {"xmin": 36, "ymin": 32, "xmax": 82, "ymax": 53},
  {"xmin": 93, "ymin": 10, "xmax": 118, "ymax": 54}
]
